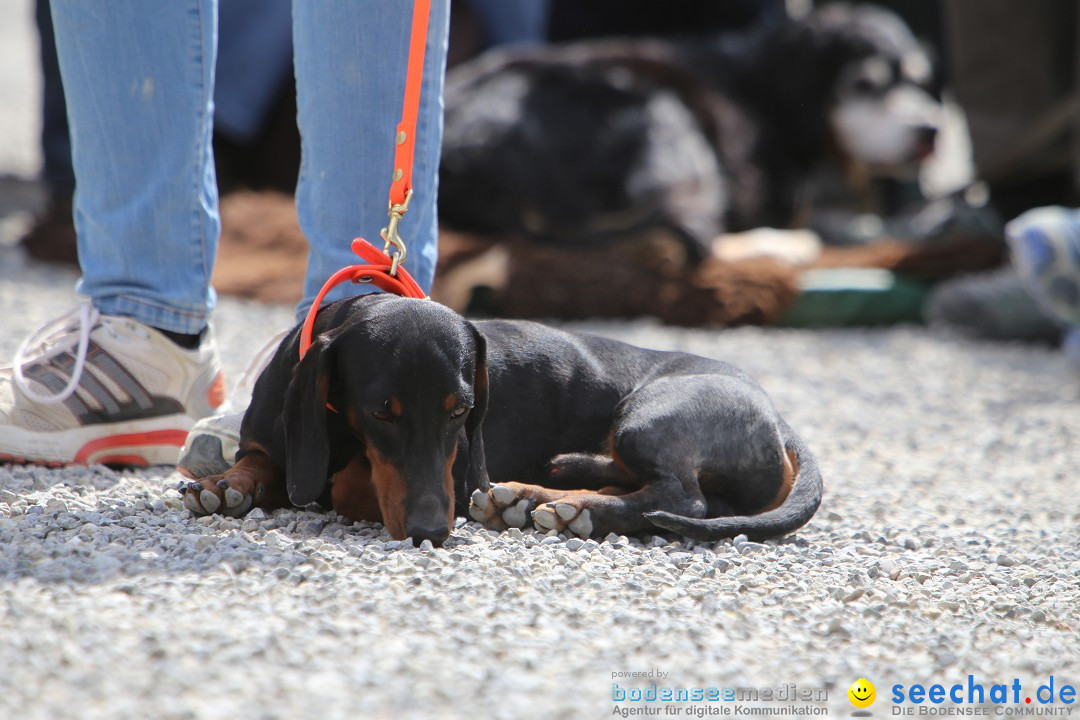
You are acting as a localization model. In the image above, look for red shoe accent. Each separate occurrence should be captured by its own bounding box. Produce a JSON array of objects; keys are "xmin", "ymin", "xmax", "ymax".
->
[
  {"xmin": 73, "ymin": 429, "xmax": 189, "ymax": 465},
  {"xmin": 94, "ymin": 454, "xmax": 151, "ymax": 467},
  {"xmin": 207, "ymin": 372, "xmax": 226, "ymax": 409}
]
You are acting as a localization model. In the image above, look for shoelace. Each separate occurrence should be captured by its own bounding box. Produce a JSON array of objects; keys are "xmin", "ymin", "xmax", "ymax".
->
[{"xmin": 13, "ymin": 302, "xmax": 100, "ymax": 405}]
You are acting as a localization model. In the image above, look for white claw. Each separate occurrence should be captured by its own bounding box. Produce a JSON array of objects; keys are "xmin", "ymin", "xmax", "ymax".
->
[
  {"xmin": 491, "ymin": 484, "xmax": 516, "ymax": 506},
  {"xmin": 568, "ymin": 509, "xmax": 593, "ymax": 538},
  {"xmin": 554, "ymin": 503, "xmax": 576, "ymax": 521},
  {"xmin": 532, "ymin": 507, "xmax": 557, "ymax": 530},
  {"xmin": 199, "ymin": 490, "xmax": 221, "ymax": 514},
  {"xmin": 471, "ymin": 489, "xmax": 489, "ymax": 510},
  {"xmin": 183, "ymin": 492, "xmax": 203, "ymax": 515},
  {"xmin": 502, "ymin": 498, "xmax": 530, "ymax": 528},
  {"xmin": 224, "ymin": 487, "xmax": 245, "ymax": 508}
]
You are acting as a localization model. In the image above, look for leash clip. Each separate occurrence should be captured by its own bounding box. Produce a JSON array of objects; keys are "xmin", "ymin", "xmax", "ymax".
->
[{"xmin": 380, "ymin": 188, "xmax": 413, "ymax": 276}]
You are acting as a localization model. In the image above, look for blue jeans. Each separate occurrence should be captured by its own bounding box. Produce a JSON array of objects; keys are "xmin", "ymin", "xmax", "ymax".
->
[{"xmin": 50, "ymin": 0, "xmax": 449, "ymax": 335}]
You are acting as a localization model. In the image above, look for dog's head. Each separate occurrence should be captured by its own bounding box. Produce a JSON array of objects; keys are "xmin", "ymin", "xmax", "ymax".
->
[
  {"xmin": 817, "ymin": 4, "xmax": 942, "ymax": 175},
  {"xmin": 282, "ymin": 295, "xmax": 489, "ymax": 547},
  {"xmin": 755, "ymin": 3, "xmax": 942, "ymax": 176}
]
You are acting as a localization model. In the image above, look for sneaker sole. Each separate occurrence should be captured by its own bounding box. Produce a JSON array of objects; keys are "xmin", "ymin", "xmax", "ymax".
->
[
  {"xmin": 176, "ymin": 433, "xmax": 236, "ymax": 479},
  {"xmin": 0, "ymin": 414, "xmax": 196, "ymax": 467}
]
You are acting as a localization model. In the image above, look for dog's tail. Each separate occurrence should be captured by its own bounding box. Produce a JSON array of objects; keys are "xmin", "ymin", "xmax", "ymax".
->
[{"xmin": 644, "ymin": 436, "xmax": 823, "ymax": 542}]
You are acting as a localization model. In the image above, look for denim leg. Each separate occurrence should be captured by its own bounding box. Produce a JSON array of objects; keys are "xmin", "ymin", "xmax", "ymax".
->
[
  {"xmin": 293, "ymin": 0, "xmax": 450, "ymax": 320},
  {"xmin": 50, "ymin": 0, "xmax": 219, "ymax": 335}
]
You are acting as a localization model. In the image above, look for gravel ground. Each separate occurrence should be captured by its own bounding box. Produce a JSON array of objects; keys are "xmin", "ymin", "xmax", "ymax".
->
[
  {"xmin": 1, "ymin": 253, "xmax": 1078, "ymax": 720},
  {"xmin": 2, "ymin": 3, "xmax": 1078, "ymax": 717}
]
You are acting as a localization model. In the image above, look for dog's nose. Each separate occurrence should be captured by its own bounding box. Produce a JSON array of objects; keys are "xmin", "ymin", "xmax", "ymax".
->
[
  {"xmin": 916, "ymin": 124, "xmax": 938, "ymax": 146},
  {"xmin": 407, "ymin": 523, "xmax": 450, "ymax": 547}
]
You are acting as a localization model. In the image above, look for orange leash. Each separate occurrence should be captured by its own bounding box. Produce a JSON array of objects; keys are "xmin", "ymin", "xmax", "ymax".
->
[{"xmin": 299, "ymin": 0, "xmax": 431, "ymax": 359}]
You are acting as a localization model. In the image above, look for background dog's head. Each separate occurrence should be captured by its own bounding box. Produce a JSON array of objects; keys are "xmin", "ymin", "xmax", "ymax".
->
[
  {"xmin": 820, "ymin": 4, "xmax": 942, "ymax": 175},
  {"xmin": 283, "ymin": 296, "xmax": 489, "ymax": 546},
  {"xmin": 752, "ymin": 3, "xmax": 942, "ymax": 178}
]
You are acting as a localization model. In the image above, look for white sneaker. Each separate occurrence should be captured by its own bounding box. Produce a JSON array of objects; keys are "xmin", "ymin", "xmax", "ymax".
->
[
  {"xmin": 0, "ymin": 303, "xmax": 225, "ymax": 466},
  {"xmin": 176, "ymin": 327, "xmax": 289, "ymax": 478}
]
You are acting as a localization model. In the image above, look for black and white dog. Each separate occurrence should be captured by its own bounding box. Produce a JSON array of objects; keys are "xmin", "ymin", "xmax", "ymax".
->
[{"xmin": 438, "ymin": 3, "xmax": 942, "ymax": 260}]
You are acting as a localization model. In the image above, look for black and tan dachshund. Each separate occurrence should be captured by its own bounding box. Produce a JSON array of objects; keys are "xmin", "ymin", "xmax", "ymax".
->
[{"xmin": 181, "ymin": 295, "xmax": 822, "ymax": 546}]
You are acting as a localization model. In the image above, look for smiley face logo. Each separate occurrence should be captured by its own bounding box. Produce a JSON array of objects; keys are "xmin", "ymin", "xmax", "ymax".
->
[{"xmin": 848, "ymin": 678, "xmax": 876, "ymax": 708}]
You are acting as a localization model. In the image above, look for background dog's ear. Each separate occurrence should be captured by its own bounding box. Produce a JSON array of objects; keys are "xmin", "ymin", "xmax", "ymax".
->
[
  {"xmin": 283, "ymin": 334, "xmax": 337, "ymax": 506},
  {"xmin": 463, "ymin": 322, "xmax": 490, "ymax": 495}
]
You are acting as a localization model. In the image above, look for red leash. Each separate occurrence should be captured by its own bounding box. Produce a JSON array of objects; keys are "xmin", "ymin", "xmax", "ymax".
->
[{"xmin": 299, "ymin": 0, "xmax": 432, "ymax": 359}]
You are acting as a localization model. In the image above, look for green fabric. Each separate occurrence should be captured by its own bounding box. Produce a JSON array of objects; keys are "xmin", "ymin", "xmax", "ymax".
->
[{"xmin": 779, "ymin": 268, "xmax": 930, "ymax": 327}]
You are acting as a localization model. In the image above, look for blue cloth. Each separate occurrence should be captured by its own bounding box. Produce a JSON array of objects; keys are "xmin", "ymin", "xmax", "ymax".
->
[
  {"xmin": 49, "ymin": 0, "xmax": 449, "ymax": 334},
  {"xmin": 1007, "ymin": 207, "xmax": 1080, "ymax": 326},
  {"xmin": 1007, "ymin": 206, "xmax": 1080, "ymax": 368},
  {"xmin": 214, "ymin": 0, "xmax": 294, "ymax": 143}
]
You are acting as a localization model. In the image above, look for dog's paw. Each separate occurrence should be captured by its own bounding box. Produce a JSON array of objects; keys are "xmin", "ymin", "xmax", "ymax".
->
[
  {"xmin": 179, "ymin": 476, "xmax": 255, "ymax": 518},
  {"xmin": 532, "ymin": 500, "xmax": 593, "ymax": 538},
  {"xmin": 469, "ymin": 484, "xmax": 536, "ymax": 530}
]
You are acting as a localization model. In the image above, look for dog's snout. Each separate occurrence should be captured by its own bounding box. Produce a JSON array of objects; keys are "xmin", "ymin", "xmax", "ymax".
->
[
  {"xmin": 406, "ymin": 494, "xmax": 451, "ymax": 547},
  {"xmin": 406, "ymin": 523, "xmax": 450, "ymax": 547}
]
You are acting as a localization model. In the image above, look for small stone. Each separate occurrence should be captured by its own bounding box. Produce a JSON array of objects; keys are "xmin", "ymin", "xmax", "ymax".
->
[
  {"xmin": 843, "ymin": 587, "xmax": 866, "ymax": 603},
  {"xmin": 566, "ymin": 538, "xmax": 585, "ymax": 551},
  {"xmin": 540, "ymin": 536, "xmax": 560, "ymax": 545},
  {"xmin": 738, "ymin": 542, "xmax": 769, "ymax": 555},
  {"xmin": 419, "ymin": 539, "xmax": 434, "ymax": 551},
  {"xmin": 45, "ymin": 498, "xmax": 67, "ymax": 513},
  {"xmin": 246, "ymin": 507, "xmax": 267, "ymax": 521},
  {"xmin": 732, "ymin": 534, "xmax": 749, "ymax": 546},
  {"xmin": 995, "ymin": 554, "xmax": 1017, "ymax": 567}
]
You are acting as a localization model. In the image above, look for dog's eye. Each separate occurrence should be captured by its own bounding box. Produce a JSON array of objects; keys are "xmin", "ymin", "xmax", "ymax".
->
[
  {"xmin": 450, "ymin": 406, "xmax": 469, "ymax": 420},
  {"xmin": 372, "ymin": 405, "xmax": 394, "ymax": 422}
]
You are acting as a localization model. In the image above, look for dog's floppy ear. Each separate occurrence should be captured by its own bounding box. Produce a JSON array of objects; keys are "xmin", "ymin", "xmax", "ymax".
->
[
  {"xmin": 283, "ymin": 333, "xmax": 338, "ymax": 506},
  {"xmin": 462, "ymin": 322, "xmax": 490, "ymax": 495}
]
